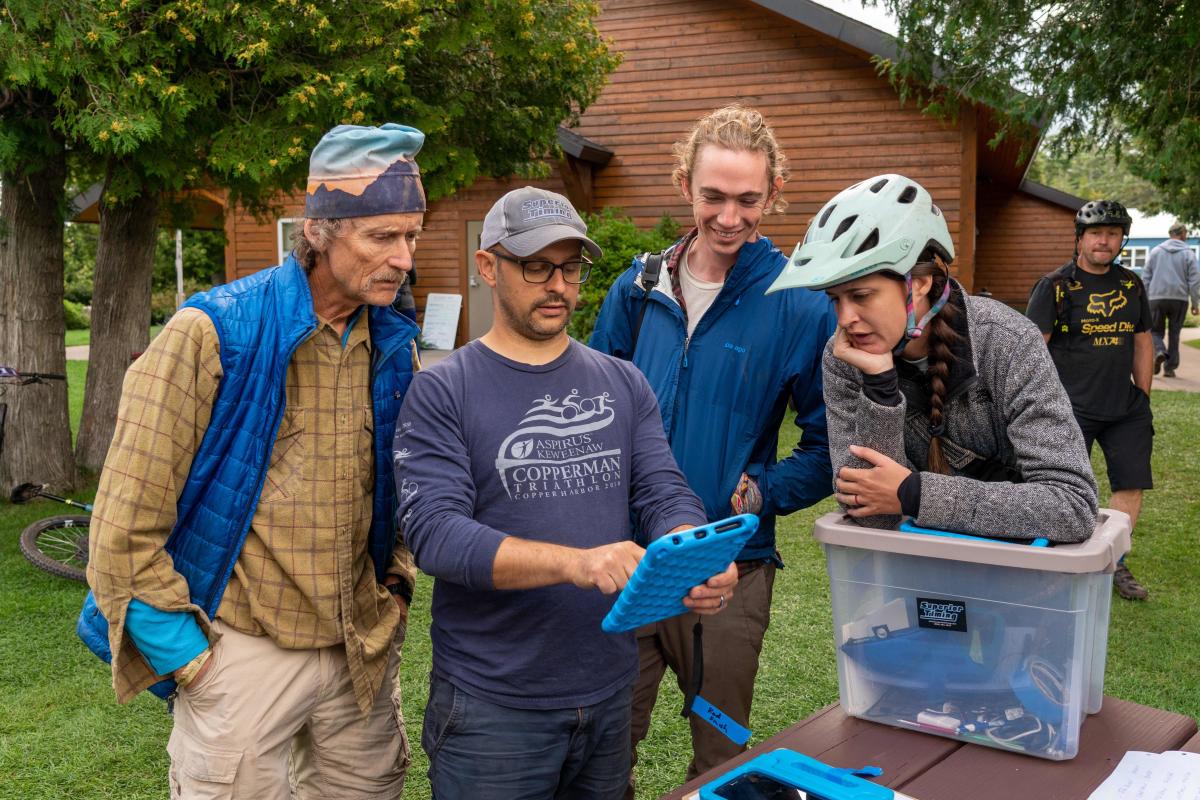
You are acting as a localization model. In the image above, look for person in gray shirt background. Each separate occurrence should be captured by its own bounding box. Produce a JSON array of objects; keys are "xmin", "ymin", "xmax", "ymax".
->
[{"xmin": 1144, "ymin": 221, "xmax": 1200, "ymax": 378}]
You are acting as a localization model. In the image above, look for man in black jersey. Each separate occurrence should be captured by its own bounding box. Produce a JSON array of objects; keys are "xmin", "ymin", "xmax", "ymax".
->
[{"xmin": 1027, "ymin": 199, "xmax": 1154, "ymax": 600}]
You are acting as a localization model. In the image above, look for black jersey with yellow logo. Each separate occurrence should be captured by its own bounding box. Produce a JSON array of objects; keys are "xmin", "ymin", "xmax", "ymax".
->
[{"xmin": 1027, "ymin": 262, "xmax": 1152, "ymax": 420}]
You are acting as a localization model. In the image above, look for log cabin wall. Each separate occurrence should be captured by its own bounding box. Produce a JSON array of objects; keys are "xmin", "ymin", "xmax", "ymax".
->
[
  {"xmin": 223, "ymin": 171, "xmax": 572, "ymax": 347},
  {"xmin": 226, "ymin": 0, "xmax": 1094, "ymax": 340},
  {"xmin": 974, "ymin": 183, "xmax": 1078, "ymax": 305},
  {"xmin": 572, "ymin": 0, "xmax": 972, "ymax": 280}
]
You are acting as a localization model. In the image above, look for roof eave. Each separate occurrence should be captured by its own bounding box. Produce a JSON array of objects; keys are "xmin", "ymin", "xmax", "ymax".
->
[
  {"xmin": 746, "ymin": 0, "xmax": 898, "ymax": 61},
  {"xmin": 1019, "ymin": 178, "xmax": 1086, "ymax": 212},
  {"xmin": 557, "ymin": 126, "xmax": 614, "ymax": 167}
]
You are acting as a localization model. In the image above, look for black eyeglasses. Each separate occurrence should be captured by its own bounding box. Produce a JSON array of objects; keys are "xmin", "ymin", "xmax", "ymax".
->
[{"xmin": 489, "ymin": 250, "xmax": 592, "ymax": 284}]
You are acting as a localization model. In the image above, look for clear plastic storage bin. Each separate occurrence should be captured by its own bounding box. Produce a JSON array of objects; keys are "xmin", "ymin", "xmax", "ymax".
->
[{"xmin": 814, "ymin": 510, "xmax": 1130, "ymax": 760}]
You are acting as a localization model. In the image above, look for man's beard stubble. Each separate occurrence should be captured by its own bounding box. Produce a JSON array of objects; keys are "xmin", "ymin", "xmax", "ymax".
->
[{"xmin": 495, "ymin": 287, "xmax": 575, "ymax": 342}]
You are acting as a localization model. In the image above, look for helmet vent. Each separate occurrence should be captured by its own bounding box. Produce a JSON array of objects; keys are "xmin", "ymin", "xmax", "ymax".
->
[
  {"xmin": 819, "ymin": 204, "xmax": 837, "ymax": 228},
  {"xmin": 898, "ymin": 186, "xmax": 918, "ymax": 204},
  {"xmin": 854, "ymin": 229, "xmax": 880, "ymax": 255},
  {"xmin": 869, "ymin": 178, "xmax": 889, "ymax": 193},
  {"xmin": 833, "ymin": 215, "xmax": 858, "ymax": 240},
  {"xmin": 795, "ymin": 258, "xmax": 812, "ymax": 267},
  {"xmin": 931, "ymin": 204, "xmax": 942, "ymax": 217}
]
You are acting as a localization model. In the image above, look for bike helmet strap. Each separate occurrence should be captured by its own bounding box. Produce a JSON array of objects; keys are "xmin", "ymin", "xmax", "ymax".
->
[{"xmin": 894, "ymin": 271, "xmax": 953, "ymax": 355}]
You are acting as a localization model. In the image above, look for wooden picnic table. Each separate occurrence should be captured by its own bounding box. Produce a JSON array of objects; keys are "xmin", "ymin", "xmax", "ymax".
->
[{"xmin": 661, "ymin": 697, "xmax": 1197, "ymax": 800}]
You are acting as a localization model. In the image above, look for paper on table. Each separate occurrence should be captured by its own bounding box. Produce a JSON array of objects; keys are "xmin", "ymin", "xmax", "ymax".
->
[{"xmin": 1087, "ymin": 750, "xmax": 1200, "ymax": 799}]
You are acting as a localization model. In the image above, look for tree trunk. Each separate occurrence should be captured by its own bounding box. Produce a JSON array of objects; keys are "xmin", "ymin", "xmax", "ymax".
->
[
  {"xmin": 0, "ymin": 148, "xmax": 76, "ymax": 492},
  {"xmin": 74, "ymin": 189, "xmax": 160, "ymax": 472}
]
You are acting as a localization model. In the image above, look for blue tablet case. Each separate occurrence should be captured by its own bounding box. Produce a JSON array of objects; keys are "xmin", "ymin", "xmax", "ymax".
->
[
  {"xmin": 698, "ymin": 748, "xmax": 891, "ymax": 800},
  {"xmin": 601, "ymin": 514, "xmax": 759, "ymax": 633}
]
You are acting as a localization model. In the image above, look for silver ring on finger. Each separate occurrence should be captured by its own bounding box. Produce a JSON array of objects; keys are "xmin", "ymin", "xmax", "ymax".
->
[{"xmin": 718, "ymin": 594, "xmax": 727, "ymax": 609}]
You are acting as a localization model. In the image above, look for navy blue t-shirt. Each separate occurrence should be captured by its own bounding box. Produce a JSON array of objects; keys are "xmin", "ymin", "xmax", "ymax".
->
[{"xmin": 394, "ymin": 339, "xmax": 707, "ymax": 709}]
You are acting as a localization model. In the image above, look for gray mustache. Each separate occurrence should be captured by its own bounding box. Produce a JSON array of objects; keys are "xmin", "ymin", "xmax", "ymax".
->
[{"xmin": 371, "ymin": 270, "xmax": 408, "ymax": 285}]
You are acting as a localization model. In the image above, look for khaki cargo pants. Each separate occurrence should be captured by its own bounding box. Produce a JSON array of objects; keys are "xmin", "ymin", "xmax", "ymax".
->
[{"xmin": 167, "ymin": 619, "xmax": 410, "ymax": 800}]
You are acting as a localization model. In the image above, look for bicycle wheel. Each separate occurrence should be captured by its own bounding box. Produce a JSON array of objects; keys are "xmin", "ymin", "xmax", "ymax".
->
[{"xmin": 19, "ymin": 515, "xmax": 89, "ymax": 582}]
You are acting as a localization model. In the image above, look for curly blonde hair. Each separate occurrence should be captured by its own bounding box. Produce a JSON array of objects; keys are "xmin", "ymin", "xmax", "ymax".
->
[{"xmin": 671, "ymin": 105, "xmax": 789, "ymax": 215}]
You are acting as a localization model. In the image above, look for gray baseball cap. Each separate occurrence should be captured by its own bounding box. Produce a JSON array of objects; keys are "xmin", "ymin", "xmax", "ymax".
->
[{"xmin": 480, "ymin": 186, "xmax": 602, "ymax": 258}]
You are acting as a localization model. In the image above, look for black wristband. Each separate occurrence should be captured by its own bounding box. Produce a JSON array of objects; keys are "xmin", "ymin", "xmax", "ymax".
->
[
  {"xmin": 898, "ymin": 471, "xmax": 922, "ymax": 518},
  {"xmin": 861, "ymin": 368, "xmax": 902, "ymax": 407},
  {"xmin": 385, "ymin": 578, "xmax": 414, "ymax": 606}
]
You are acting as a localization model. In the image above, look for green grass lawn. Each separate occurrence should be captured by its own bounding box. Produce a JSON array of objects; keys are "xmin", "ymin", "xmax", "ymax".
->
[
  {"xmin": 64, "ymin": 326, "xmax": 164, "ymax": 350},
  {"xmin": 66, "ymin": 361, "xmax": 87, "ymax": 441},
  {"xmin": 64, "ymin": 329, "xmax": 89, "ymax": 348},
  {"xmin": 1, "ymin": 391, "xmax": 1197, "ymax": 799}
]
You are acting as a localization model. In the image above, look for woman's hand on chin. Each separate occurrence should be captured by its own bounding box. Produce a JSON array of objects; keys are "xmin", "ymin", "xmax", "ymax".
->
[{"xmin": 832, "ymin": 326, "xmax": 894, "ymax": 376}]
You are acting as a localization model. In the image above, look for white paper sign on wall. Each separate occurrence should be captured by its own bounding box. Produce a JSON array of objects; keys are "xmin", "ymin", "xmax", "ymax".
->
[{"xmin": 421, "ymin": 293, "xmax": 463, "ymax": 351}]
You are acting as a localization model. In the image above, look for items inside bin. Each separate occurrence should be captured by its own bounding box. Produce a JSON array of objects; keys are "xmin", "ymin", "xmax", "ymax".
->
[{"xmin": 839, "ymin": 598, "xmax": 1076, "ymax": 758}]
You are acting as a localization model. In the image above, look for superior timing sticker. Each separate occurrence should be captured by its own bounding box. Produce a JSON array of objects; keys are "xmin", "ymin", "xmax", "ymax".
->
[{"xmin": 916, "ymin": 597, "xmax": 968, "ymax": 632}]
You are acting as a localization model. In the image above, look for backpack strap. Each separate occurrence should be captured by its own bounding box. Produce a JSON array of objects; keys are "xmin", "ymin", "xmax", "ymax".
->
[
  {"xmin": 1040, "ymin": 261, "xmax": 1076, "ymax": 333},
  {"xmin": 1042, "ymin": 261, "xmax": 1143, "ymax": 334},
  {"xmin": 628, "ymin": 250, "xmax": 666, "ymax": 359}
]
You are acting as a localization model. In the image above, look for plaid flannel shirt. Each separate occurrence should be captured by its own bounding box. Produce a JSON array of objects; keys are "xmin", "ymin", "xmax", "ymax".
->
[{"xmin": 88, "ymin": 308, "xmax": 416, "ymax": 712}]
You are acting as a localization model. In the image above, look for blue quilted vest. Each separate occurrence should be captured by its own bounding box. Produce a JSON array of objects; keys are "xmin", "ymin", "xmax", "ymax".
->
[{"xmin": 77, "ymin": 256, "xmax": 419, "ymax": 698}]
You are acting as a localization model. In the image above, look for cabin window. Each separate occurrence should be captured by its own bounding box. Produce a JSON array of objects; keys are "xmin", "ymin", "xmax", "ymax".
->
[
  {"xmin": 1120, "ymin": 246, "xmax": 1148, "ymax": 269},
  {"xmin": 278, "ymin": 218, "xmax": 301, "ymax": 263}
]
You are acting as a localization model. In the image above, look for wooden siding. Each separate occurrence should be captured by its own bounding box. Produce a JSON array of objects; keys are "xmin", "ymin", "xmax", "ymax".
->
[
  {"xmin": 224, "ymin": 171, "xmax": 571, "ymax": 346},
  {"xmin": 573, "ymin": 0, "xmax": 968, "ymax": 273},
  {"xmin": 974, "ymin": 184, "xmax": 1077, "ymax": 304},
  {"xmin": 224, "ymin": 0, "xmax": 1084, "ymax": 341}
]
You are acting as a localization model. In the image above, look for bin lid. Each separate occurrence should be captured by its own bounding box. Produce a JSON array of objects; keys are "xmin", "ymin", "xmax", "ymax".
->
[{"xmin": 812, "ymin": 509, "xmax": 1131, "ymax": 573}]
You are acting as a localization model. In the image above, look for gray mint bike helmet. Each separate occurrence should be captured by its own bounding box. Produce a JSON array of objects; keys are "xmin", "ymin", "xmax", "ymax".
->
[
  {"xmin": 767, "ymin": 174, "xmax": 957, "ymax": 350},
  {"xmin": 1074, "ymin": 200, "xmax": 1132, "ymax": 236},
  {"xmin": 767, "ymin": 174, "xmax": 955, "ymax": 294}
]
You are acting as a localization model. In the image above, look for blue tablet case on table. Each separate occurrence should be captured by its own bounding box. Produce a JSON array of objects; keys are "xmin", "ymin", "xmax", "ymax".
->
[
  {"xmin": 698, "ymin": 748, "xmax": 891, "ymax": 800},
  {"xmin": 601, "ymin": 514, "xmax": 759, "ymax": 633}
]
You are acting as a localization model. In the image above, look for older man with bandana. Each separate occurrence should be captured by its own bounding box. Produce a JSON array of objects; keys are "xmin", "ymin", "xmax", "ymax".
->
[{"xmin": 82, "ymin": 123, "xmax": 426, "ymax": 799}]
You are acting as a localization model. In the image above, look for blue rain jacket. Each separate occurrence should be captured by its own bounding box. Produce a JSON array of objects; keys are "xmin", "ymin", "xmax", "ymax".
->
[{"xmin": 590, "ymin": 235, "xmax": 835, "ymax": 560}]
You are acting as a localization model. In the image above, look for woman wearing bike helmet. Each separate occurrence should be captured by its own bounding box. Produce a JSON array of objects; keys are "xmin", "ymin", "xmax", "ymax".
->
[{"xmin": 767, "ymin": 174, "xmax": 1098, "ymax": 541}]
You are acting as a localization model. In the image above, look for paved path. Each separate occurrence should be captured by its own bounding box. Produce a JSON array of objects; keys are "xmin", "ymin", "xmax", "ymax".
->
[{"xmin": 1158, "ymin": 325, "xmax": 1200, "ymax": 393}]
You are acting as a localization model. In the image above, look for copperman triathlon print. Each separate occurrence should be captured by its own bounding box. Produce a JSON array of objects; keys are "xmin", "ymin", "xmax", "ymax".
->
[{"xmin": 495, "ymin": 390, "xmax": 624, "ymax": 501}]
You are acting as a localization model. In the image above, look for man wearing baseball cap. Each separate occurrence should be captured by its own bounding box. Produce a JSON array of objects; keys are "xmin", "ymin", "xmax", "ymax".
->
[
  {"xmin": 394, "ymin": 186, "xmax": 737, "ymax": 799},
  {"xmin": 83, "ymin": 123, "xmax": 425, "ymax": 797}
]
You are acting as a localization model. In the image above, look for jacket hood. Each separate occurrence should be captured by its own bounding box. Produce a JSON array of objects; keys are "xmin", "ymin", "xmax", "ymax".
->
[{"xmin": 1160, "ymin": 238, "xmax": 1191, "ymax": 252}]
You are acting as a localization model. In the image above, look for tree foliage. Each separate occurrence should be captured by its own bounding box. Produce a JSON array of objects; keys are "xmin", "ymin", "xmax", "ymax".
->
[
  {"xmin": 2, "ymin": 0, "xmax": 620, "ymax": 471},
  {"xmin": 873, "ymin": 0, "xmax": 1200, "ymax": 222},
  {"xmin": 1028, "ymin": 133, "xmax": 1166, "ymax": 214},
  {"xmin": 568, "ymin": 209, "xmax": 678, "ymax": 342},
  {"xmin": 4, "ymin": 0, "xmax": 620, "ymax": 210}
]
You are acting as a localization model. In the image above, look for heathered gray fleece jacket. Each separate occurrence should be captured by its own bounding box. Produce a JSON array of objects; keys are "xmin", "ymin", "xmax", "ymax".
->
[
  {"xmin": 823, "ymin": 287, "xmax": 1098, "ymax": 542},
  {"xmin": 1143, "ymin": 238, "xmax": 1200, "ymax": 305}
]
